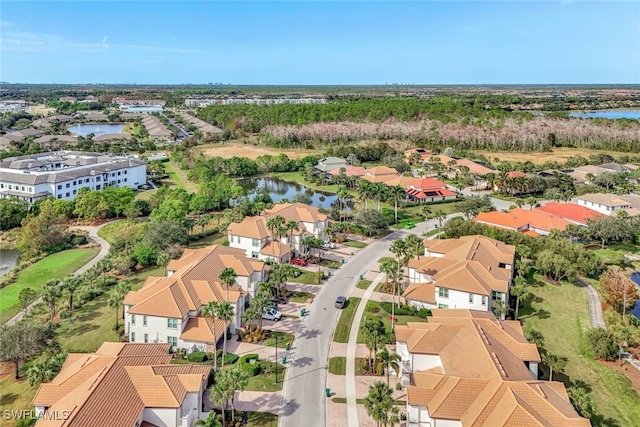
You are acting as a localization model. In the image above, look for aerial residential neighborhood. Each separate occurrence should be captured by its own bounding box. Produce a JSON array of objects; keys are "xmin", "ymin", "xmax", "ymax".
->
[{"xmin": 1, "ymin": 2, "xmax": 640, "ymax": 427}]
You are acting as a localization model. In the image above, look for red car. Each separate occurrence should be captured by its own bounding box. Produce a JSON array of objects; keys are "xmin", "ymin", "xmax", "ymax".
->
[{"xmin": 291, "ymin": 258, "xmax": 308, "ymax": 266}]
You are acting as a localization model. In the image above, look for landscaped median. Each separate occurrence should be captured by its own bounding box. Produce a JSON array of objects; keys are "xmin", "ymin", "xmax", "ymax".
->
[{"xmin": 333, "ymin": 297, "xmax": 361, "ymax": 343}]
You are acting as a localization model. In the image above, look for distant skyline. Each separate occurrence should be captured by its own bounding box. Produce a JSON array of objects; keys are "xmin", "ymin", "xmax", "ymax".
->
[{"xmin": 2, "ymin": 1, "xmax": 639, "ymax": 85}]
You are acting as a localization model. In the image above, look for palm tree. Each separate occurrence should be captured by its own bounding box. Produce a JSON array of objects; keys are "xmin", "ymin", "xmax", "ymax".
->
[
  {"xmin": 357, "ymin": 180, "xmax": 372, "ymax": 209},
  {"xmin": 337, "ymin": 186, "xmax": 350, "ymax": 222},
  {"xmin": 251, "ymin": 286, "xmax": 271, "ymax": 331},
  {"xmin": 218, "ymin": 267, "xmax": 237, "ymax": 302},
  {"xmin": 266, "ymin": 214, "xmax": 285, "ymax": 238},
  {"xmin": 405, "ymin": 234, "xmax": 423, "ymax": 261},
  {"xmin": 492, "ymin": 299, "xmax": 508, "ymax": 320},
  {"xmin": 156, "ymin": 252, "xmax": 170, "ymax": 276},
  {"xmin": 568, "ymin": 386, "xmax": 595, "ymax": 419},
  {"xmin": 285, "ymin": 220, "xmax": 299, "ymax": 259},
  {"xmin": 203, "ymin": 301, "xmax": 220, "ymax": 369},
  {"xmin": 195, "ymin": 411, "xmax": 222, "ymax": 427},
  {"xmin": 434, "ymin": 209, "xmax": 446, "ymax": 231},
  {"xmin": 527, "ymin": 329, "xmax": 544, "ymax": 348},
  {"xmin": 421, "ymin": 205, "xmax": 432, "ymax": 235},
  {"xmin": 364, "ymin": 381, "xmax": 400, "ymax": 427},
  {"xmin": 361, "ymin": 318, "xmax": 386, "ymax": 373},
  {"xmin": 376, "ymin": 348, "xmax": 401, "ymax": 386},
  {"xmin": 542, "ymin": 352, "xmax": 566, "ymax": 381},
  {"xmin": 210, "ymin": 365, "xmax": 250, "ymax": 424},
  {"xmin": 510, "ymin": 277, "xmax": 529, "ymax": 320},
  {"xmin": 387, "ymin": 186, "xmax": 406, "ymax": 224},
  {"xmin": 41, "ymin": 279, "xmax": 62, "ymax": 321},
  {"xmin": 390, "ymin": 239, "xmax": 409, "ymax": 318},
  {"xmin": 216, "ymin": 302, "xmax": 235, "ymax": 368},
  {"xmin": 379, "ymin": 258, "xmax": 398, "ymax": 291},
  {"xmin": 62, "ymin": 276, "xmax": 82, "ymax": 313},
  {"xmin": 108, "ymin": 292, "xmax": 122, "ymax": 330}
]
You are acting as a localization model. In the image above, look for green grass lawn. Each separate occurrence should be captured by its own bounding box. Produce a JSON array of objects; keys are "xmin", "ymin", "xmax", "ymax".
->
[
  {"xmin": 0, "ymin": 376, "xmax": 39, "ymax": 427},
  {"xmin": 378, "ymin": 257, "xmax": 394, "ymax": 264},
  {"xmin": 262, "ymin": 331, "xmax": 295, "ymax": 348},
  {"xmin": 520, "ymin": 273, "xmax": 640, "ymax": 427},
  {"xmin": 356, "ymin": 279, "xmax": 373, "ymax": 290},
  {"xmin": 0, "ymin": 248, "xmax": 100, "ymax": 324},
  {"xmin": 244, "ymin": 362, "xmax": 286, "ymax": 392},
  {"xmin": 591, "ymin": 242, "xmax": 640, "ymax": 265},
  {"xmin": 289, "ymin": 271, "xmax": 320, "ymax": 285},
  {"xmin": 157, "ymin": 160, "xmax": 198, "ymax": 193},
  {"xmin": 356, "ymin": 300, "xmax": 427, "ymax": 344},
  {"xmin": 247, "ymin": 411, "xmax": 278, "ymax": 427},
  {"xmin": 343, "ymin": 240, "xmax": 368, "ymax": 249},
  {"xmin": 333, "ymin": 297, "xmax": 360, "ymax": 343},
  {"xmin": 289, "ymin": 291, "xmax": 314, "ymax": 303},
  {"xmin": 97, "ymin": 219, "xmax": 143, "ymax": 245},
  {"xmin": 189, "ymin": 232, "xmax": 226, "ymax": 249},
  {"xmin": 328, "ymin": 357, "xmax": 364, "ymax": 375}
]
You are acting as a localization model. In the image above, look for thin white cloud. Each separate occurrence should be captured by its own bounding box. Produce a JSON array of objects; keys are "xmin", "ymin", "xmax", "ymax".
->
[{"xmin": 102, "ymin": 35, "xmax": 109, "ymax": 49}]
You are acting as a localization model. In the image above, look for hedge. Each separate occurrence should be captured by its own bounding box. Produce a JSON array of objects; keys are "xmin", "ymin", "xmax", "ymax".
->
[
  {"xmin": 240, "ymin": 354, "xmax": 261, "ymax": 376},
  {"xmin": 380, "ymin": 301, "xmax": 431, "ymax": 318},
  {"xmin": 213, "ymin": 350, "xmax": 239, "ymax": 366},
  {"xmin": 187, "ymin": 351, "xmax": 208, "ymax": 363}
]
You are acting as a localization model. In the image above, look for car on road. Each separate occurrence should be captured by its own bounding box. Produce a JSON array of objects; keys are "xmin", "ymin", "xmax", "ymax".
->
[
  {"xmin": 322, "ymin": 241, "xmax": 336, "ymax": 249},
  {"xmin": 262, "ymin": 307, "xmax": 282, "ymax": 321},
  {"xmin": 291, "ymin": 258, "xmax": 308, "ymax": 266},
  {"xmin": 335, "ymin": 296, "xmax": 347, "ymax": 309}
]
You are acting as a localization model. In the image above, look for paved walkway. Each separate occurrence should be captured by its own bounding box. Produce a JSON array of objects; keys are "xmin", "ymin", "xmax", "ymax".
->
[
  {"xmin": 577, "ymin": 277, "xmax": 606, "ymax": 329},
  {"xmin": 4, "ymin": 222, "xmax": 111, "ymax": 326},
  {"xmin": 345, "ymin": 271, "xmax": 385, "ymax": 427}
]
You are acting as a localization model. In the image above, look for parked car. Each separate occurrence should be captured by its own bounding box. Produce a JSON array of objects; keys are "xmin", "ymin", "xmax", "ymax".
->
[
  {"xmin": 262, "ymin": 307, "xmax": 282, "ymax": 321},
  {"xmin": 323, "ymin": 241, "xmax": 336, "ymax": 249},
  {"xmin": 272, "ymin": 295, "xmax": 288, "ymax": 304},
  {"xmin": 335, "ymin": 296, "xmax": 347, "ymax": 309},
  {"xmin": 291, "ymin": 258, "xmax": 308, "ymax": 266}
]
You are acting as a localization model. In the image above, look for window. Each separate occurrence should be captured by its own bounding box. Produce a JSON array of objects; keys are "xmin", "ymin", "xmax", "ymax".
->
[
  {"xmin": 117, "ymin": 180, "xmax": 121, "ymax": 184},
  {"xmin": 124, "ymin": 178, "xmax": 127, "ymax": 182},
  {"xmin": 131, "ymin": 315, "xmax": 136, "ymax": 325},
  {"xmin": 237, "ymin": 236, "xmax": 241, "ymax": 244},
  {"xmin": 73, "ymin": 190, "xmax": 76, "ymax": 195},
  {"xmin": 144, "ymin": 334, "xmax": 149, "ymax": 343},
  {"xmin": 252, "ymin": 239, "xmax": 260, "ymax": 247},
  {"xmin": 251, "ymin": 251, "xmax": 259, "ymax": 259},
  {"xmin": 111, "ymin": 173, "xmax": 115, "ymax": 177},
  {"xmin": 85, "ymin": 178, "xmax": 90, "ymax": 183},
  {"xmin": 73, "ymin": 181, "xmax": 76, "ymax": 185},
  {"xmin": 167, "ymin": 336, "xmax": 178, "ymax": 347},
  {"xmin": 117, "ymin": 171, "xmax": 121, "ymax": 176},
  {"xmin": 66, "ymin": 183, "xmax": 70, "ymax": 188},
  {"xmin": 438, "ymin": 304, "xmax": 449, "ymax": 309},
  {"xmin": 96, "ymin": 185, "xmax": 101, "ymax": 190},
  {"xmin": 491, "ymin": 291, "xmax": 502, "ymax": 300},
  {"xmin": 21, "ymin": 186, "xmax": 25, "ymax": 191},
  {"xmin": 469, "ymin": 294, "xmax": 474, "ymax": 304},
  {"xmin": 167, "ymin": 318, "xmax": 178, "ymax": 329},
  {"xmin": 57, "ymin": 185, "xmax": 62, "ymax": 190},
  {"xmin": 66, "ymin": 192, "xmax": 70, "ymax": 197},
  {"xmin": 131, "ymin": 332, "xmax": 135, "ymax": 342},
  {"xmin": 143, "ymin": 316, "xmax": 147, "ymax": 326},
  {"xmin": 124, "ymin": 170, "xmax": 127, "ymax": 175},
  {"xmin": 482, "ymin": 296, "xmax": 487, "ymax": 306},
  {"xmin": 57, "ymin": 195, "xmax": 62, "ymax": 199},
  {"xmin": 438, "ymin": 288, "xmax": 449, "ymax": 298},
  {"xmin": 96, "ymin": 176, "xmax": 101, "ymax": 182}
]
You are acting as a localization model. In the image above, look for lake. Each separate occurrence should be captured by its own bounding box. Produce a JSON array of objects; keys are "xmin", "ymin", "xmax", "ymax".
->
[
  {"xmin": 68, "ymin": 123, "xmax": 125, "ymax": 137},
  {"xmin": 569, "ymin": 110, "xmax": 640, "ymax": 120},
  {"xmin": 238, "ymin": 177, "xmax": 338, "ymax": 209},
  {"xmin": 632, "ymin": 272, "xmax": 640, "ymax": 319},
  {"xmin": 0, "ymin": 249, "xmax": 20, "ymax": 278}
]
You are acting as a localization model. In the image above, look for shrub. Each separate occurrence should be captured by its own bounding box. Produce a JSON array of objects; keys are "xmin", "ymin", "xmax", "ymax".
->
[
  {"xmin": 46, "ymin": 242, "xmax": 72, "ymax": 254},
  {"xmin": 416, "ymin": 308, "xmax": 432, "ymax": 318},
  {"xmin": 380, "ymin": 301, "xmax": 417, "ymax": 316},
  {"xmin": 587, "ymin": 328, "xmax": 618, "ymax": 361},
  {"xmin": 69, "ymin": 235, "xmax": 88, "ymax": 246},
  {"xmin": 187, "ymin": 351, "xmax": 208, "ymax": 363},
  {"xmin": 396, "ymin": 382, "xmax": 402, "ymax": 391},
  {"xmin": 241, "ymin": 354, "xmax": 261, "ymax": 376},
  {"xmin": 214, "ymin": 350, "xmax": 239, "ymax": 366}
]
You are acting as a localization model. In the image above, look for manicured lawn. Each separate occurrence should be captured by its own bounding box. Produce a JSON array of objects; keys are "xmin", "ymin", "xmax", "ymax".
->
[
  {"xmin": 244, "ymin": 362, "xmax": 286, "ymax": 392},
  {"xmin": 520, "ymin": 273, "xmax": 640, "ymax": 427},
  {"xmin": 333, "ymin": 298, "xmax": 360, "ymax": 343},
  {"xmin": 0, "ymin": 377, "xmax": 38, "ymax": 427},
  {"xmin": 289, "ymin": 271, "xmax": 319, "ymax": 284},
  {"xmin": 356, "ymin": 300, "xmax": 427, "ymax": 344},
  {"xmin": 343, "ymin": 240, "xmax": 368, "ymax": 249},
  {"xmin": 246, "ymin": 411, "xmax": 278, "ymax": 427},
  {"xmin": 158, "ymin": 160, "xmax": 198, "ymax": 193},
  {"xmin": 262, "ymin": 331, "xmax": 295, "ymax": 348},
  {"xmin": 97, "ymin": 219, "xmax": 143, "ymax": 245},
  {"xmin": 591, "ymin": 242, "xmax": 640, "ymax": 265},
  {"xmin": 319, "ymin": 258, "xmax": 342, "ymax": 269},
  {"xmin": 189, "ymin": 232, "xmax": 226, "ymax": 249},
  {"xmin": 328, "ymin": 356, "xmax": 364, "ymax": 375},
  {"xmin": 0, "ymin": 248, "xmax": 100, "ymax": 324},
  {"xmin": 289, "ymin": 291, "xmax": 314, "ymax": 303},
  {"xmin": 356, "ymin": 279, "xmax": 373, "ymax": 290}
]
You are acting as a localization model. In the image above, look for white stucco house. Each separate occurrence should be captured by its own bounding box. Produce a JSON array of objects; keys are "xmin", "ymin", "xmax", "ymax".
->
[{"xmin": 575, "ymin": 193, "xmax": 639, "ymax": 216}]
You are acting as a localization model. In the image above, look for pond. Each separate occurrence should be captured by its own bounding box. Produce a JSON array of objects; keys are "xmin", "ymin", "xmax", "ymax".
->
[
  {"xmin": 631, "ymin": 272, "xmax": 640, "ymax": 319},
  {"xmin": 0, "ymin": 248, "xmax": 20, "ymax": 278},
  {"xmin": 238, "ymin": 177, "xmax": 338, "ymax": 209},
  {"xmin": 569, "ymin": 110, "xmax": 640, "ymax": 120},
  {"xmin": 68, "ymin": 123, "xmax": 125, "ymax": 137}
]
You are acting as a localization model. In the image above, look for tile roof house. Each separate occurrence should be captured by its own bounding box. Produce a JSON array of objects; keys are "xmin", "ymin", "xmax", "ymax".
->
[
  {"xmin": 227, "ymin": 202, "xmax": 329, "ymax": 263},
  {"xmin": 124, "ymin": 245, "xmax": 268, "ymax": 353},
  {"xmin": 326, "ymin": 165, "xmax": 366, "ymax": 178},
  {"xmin": 405, "ymin": 177, "xmax": 457, "ymax": 202},
  {"xmin": 314, "ymin": 157, "xmax": 347, "ymax": 174},
  {"xmin": 474, "ymin": 208, "xmax": 572, "ymax": 236},
  {"xmin": 575, "ymin": 193, "xmax": 640, "ymax": 216},
  {"xmin": 405, "ymin": 236, "xmax": 515, "ymax": 317},
  {"xmin": 361, "ymin": 166, "xmax": 400, "ymax": 183},
  {"xmin": 535, "ymin": 202, "xmax": 604, "ymax": 226},
  {"xmin": 32, "ymin": 343, "xmax": 210, "ymax": 427},
  {"xmin": 397, "ymin": 310, "xmax": 589, "ymax": 427}
]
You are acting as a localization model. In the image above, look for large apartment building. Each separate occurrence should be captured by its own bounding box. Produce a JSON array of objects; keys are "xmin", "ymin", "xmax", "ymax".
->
[
  {"xmin": 0, "ymin": 151, "xmax": 146, "ymax": 204},
  {"xmin": 404, "ymin": 235, "xmax": 515, "ymax": 318}
]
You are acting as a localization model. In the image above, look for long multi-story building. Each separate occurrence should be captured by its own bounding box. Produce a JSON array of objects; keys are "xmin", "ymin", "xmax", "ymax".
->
[{"xmin": 0, "ymin": 151, "xmax": 146, "ymax": 204}]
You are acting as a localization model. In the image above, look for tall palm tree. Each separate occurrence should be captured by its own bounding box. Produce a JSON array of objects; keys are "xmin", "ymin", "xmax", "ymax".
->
[
  {"xmin": 251, "ymin": 286, "xmax": 271, "ymax": 331},
  {"xmin": 492, "ymin": 299, "xmax": 508, "ymax": 320},
  {"xmin": 510, "ymin": 277, "xmax": 529, "ymax": 321},
  {"xmin": 210, "ymin": 365, "xmax": 249, "ymax": 424},
  {"xmin": 62, "ymin": 276, "xmax": 82, "ymax": 313},
  {"xmin": 379, "ymin": 258, "xmax": 398, "ymax": 291},
  {"xmin": 156, "ymin": 252, "xmax": 170, "ymax": 276},
  {"xmin": 361, "ymin": 318, "xmax": 386, "ymax": 373},
  {"xmin": 41, "ymin": 279, "xmax": 61, "ymax": 322},
  {"xmin": 376, "ymin": 348, "xmax": 401, "ymax": 386},
  {"xmin": 108, "ymin": 292, "xmax": 122, "ymax": 330},
  {"xmin": 218, "ymin": 267, "xmax": 237, "ymax": 302},
  {"xmin": 390, "ymin": 238, "xmax": 409, "ymax": 318},
  {"xmin": 542, "ymin": 352, "xmax": 566, "ymax": 381},
  {"xmin": 405, "ymin": 234, "xmax": 423, "ymax": 261},
  {"xmin": 364, "ymin": 381, "xmax": 400, "ymax": 427},
  {"xmin": 216, "ymin": 302, "xmax": 235, "ymax": 368},
  {"xmin": 387, "ymin": 186, "xmax": 406, "ymax": 224},
  {"xmin": 337, "ymin": 186, "xmax": 350, "ymax": 222},
  {"xmin": 203, "ymin": 301, "xmax": 220, "ymax": 369},
  {"xmin": 195, "ymin": 411, "xmax": 222, "ymax": 427},
  {"xmin": 421, "ymin": 205, "xmax": 432, "ymax": 235},
  {"xmin": 357, "ymin": 180, "xmax": 372, "ymax": 209},
  {"xmin": 372, "ymin": 183, "xmax": 386, "ymax": 211},
  {"xmin": 266, "ymin": 214, "xmax": 285, "ymax": 239},
  {"xmin": 285, "ymin": 220, "xmax": 299, "ymax": 259}
]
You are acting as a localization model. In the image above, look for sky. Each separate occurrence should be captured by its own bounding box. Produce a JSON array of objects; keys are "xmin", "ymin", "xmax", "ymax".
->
[{"xmin": 1, "ymin": 1, "xmax": 639, "ymax": 85}]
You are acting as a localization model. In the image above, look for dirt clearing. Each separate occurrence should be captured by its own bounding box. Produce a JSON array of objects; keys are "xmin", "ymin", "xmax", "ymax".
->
[
  {"xmin": 474, "ymin": 147, "xmax": 622, "ymax": 164},
  {"xmin": 197, "ymin": 143, "xmax": 322, "ymax": 160}
]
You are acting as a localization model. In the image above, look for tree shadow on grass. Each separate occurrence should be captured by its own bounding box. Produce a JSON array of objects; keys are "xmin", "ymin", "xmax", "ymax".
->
[{"xmin": 0, "ymin": 391, "xmax": 18, "ymax": 406}]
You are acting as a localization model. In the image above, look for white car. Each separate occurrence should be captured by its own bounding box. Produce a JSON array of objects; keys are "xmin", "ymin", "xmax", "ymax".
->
[
  {"xmin": 262, "ymin": 307, "xmax": 282, "ymax": 321},
  {"xmin": 323, "ymin": 241, "xmax": 336, "ymax": 249}
]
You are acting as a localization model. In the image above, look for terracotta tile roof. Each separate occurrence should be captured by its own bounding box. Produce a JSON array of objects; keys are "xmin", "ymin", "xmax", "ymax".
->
[
  {"xmin": 180, "ymin": 316, "xmax": 226, "ymax": 344},
  {"xmin": 33, "ymin": 343, "xmax": 210, "ymax": 427},
  {"xmin": 455, "ymin": 159, "xmax": 497, "ymax": 175},
  {"xmin": 365, "ymin": 166, "xmax": 399, "ymax": 176},
  {"xmin": 361, "ymin": 173, "xmax": 400, "ymax": 183},
  {"xmin": 408, "ymin": 177, "xmax": 448, "ymax": 190},
  {"xmin": 475, "ymin": 209, "xmax": 571, "ymax": 234},
  {"xmin": 403, "ymin": 282, "xmax": 436, "ymax": 304},
  {"xmin": 423, "ymin": 235, "xmax": 516, "ymax": 266},
  {"xmin": 260, "ymin": 241, "xmax": 291, "ymax": 257},
  {"xmin": 506, "ymin": 171, "xmax": 528, "ymax": 178},
  {"xmin": 383, "ymin": 175, "xmax": 416, "ymax": 188},
  {"xmin": 227, "ymin": 216, "xmax": 270, "ymax": 239},
  {"xmin": 166, "ymin": 245, "xmax": 265, "ymax": 277},
  {"xmin": 265, "ymin": 202, "xmax": 327, "ymax": 223},
  {"xmin": 536, "ymin": 202, "xmax": 604, "ymax": 226},
  {"xmin": 423, "ymin": 154, "xmax": 456, "ymax": 165},
  {"xmin": 327, "ymin": 165, "xmax": 366, "ymax": 177},
  {"xmin": 406, "ymin": 187, "xmax": 457, "ymax": 199}
]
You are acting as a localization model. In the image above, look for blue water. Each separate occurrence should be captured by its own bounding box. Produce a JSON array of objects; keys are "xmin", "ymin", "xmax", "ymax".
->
[
  {"xmin": 239, "ymin": 177, "xmax": 339, "ymax": 209},
  {"xmin": 0, "ymin": 249, "xmax": 20, "ymax": 278},
  {"xmin": 68, "ymin": 123, "xmax": 125, "ymax": 137},
  {"xmin": 569, "ymin": 110, "xmax": 640, "ymax": 120},
  {"xmin": 123, "ymin": 107, "xmax": 164, "ymax": 113},
  {"xmin": 632, "ymin": 273, "xmax": 640, "ymax": 318}
]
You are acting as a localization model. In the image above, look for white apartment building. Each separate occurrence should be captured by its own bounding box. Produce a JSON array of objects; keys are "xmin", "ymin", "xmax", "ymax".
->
[
  {"xmin": 403, "ymin": 235, "xmax": 515, "ymax": 318},
  {"xmin": 227, "ymin": 202, "xmax": 329, "ymax": 263},
  {"xmin": 0, "ymin": 151, "xmax": 146, "ymax": 204}
]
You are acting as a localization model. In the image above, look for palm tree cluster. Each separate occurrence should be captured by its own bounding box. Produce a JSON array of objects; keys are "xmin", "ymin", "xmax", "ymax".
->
[
  {"xmin": 107, "ymin": 281, "xmax": 132, "ymax": 330},
  {"xmin": 364, "ymin": 381, "xmax": 400, "ymax": 427},
  {"xmin": 356, "ymin": 181, "xmax": 407, "ymax": 223},
  {"xmin": 209, "ymin": 365, "xmax": 250, "ymax": 425}
]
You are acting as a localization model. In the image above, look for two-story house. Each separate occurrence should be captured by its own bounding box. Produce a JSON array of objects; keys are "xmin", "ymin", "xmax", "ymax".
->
[
  {"xmin": 474, "ymin": 208, "xmax": 571, "ymax": 237},
  {"xmin": 124, "ymin": 245, "xmax": 268, "ymax": 353},
  {"xmin": 227, "ymin": 202, "xmax": 329, "ymax": 263},
  {"xmin": 576, "ymin": 193, "xmax": 640, "ymax": 216},
  {"xmin": 395, "ymin": 310, "xmax": 589, "ymax": 427},
  {"xmin": 32, "ymin": 343, "xmax": 210, "ymax": 427},
  {"xmin": 404, "ymin": 235, "xmax": 515, "ymax": 318}
]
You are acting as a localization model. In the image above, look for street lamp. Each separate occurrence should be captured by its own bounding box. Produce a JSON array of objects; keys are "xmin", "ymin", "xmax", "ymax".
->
[{"xmin": 275, "ymin": 334, "xmax": 279, "ymax": 384}]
